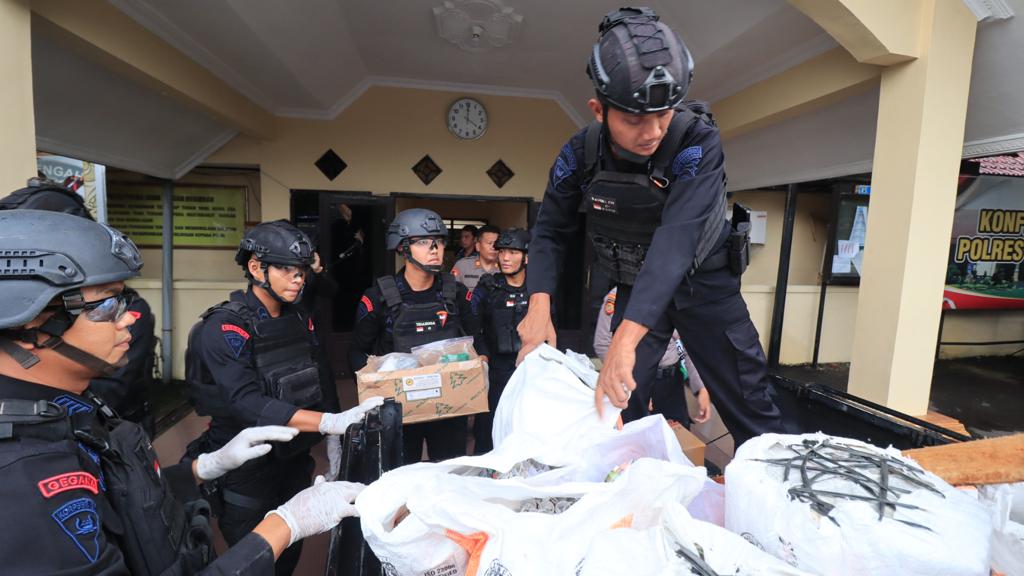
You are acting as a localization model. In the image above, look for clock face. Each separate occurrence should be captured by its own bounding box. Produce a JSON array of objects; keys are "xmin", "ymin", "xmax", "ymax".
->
[{"xmin": 447, "ymin": 98, "xmax": 487, "ymax": 140}]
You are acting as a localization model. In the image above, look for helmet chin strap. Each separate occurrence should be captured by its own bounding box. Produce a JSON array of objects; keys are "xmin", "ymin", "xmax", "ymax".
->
[
  {"xmin": 600, "ymin": 100, "xmax": 654, "ymax": 165},
  {"xmin": 0, "ymin": 311, "xmax": 125, "ymax": 377},
  {"xmin": 255, "ymin": 262, "xmax": 304, "ymax": 306},
  {"xmin": 401, "ymin": 244, "xmax": 442, "ymax": 275}
]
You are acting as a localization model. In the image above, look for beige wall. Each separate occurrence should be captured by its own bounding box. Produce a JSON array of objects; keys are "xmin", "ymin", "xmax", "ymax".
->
[
  {"xmin": 393, "ymin": 196, "xmax": 529, "ymax": 230},
  {"xmin": 130, "ymin": 280, "xmax": 245, "ymax": 380},
  {"xmin": 209, "ymin": 86, "xmax": 578, "ymax": 220},
  {"xmin": 149, "ymin": 86, "xmax": 576, "ymax": 378},
  {"xmin": 731, "ymin": 189, "xmax": 831, "ymax": 286},
  {"xmin": 1, "ymin": 0, "xmax": 36, "ymax": 193}
]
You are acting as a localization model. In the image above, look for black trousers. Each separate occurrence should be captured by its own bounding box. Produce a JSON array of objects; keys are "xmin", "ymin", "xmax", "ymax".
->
[
  {"xmin": 615, "ymin": 278, "xmax": 787, "ymax": 447},
  {"xmin": 403, "ymin": 416, "xmax": 467, "ymax": 464},
  {"xmin": 219, "ymin": 451, "xmax": 314, "ymax": 576},
  {"xmin": 473, "ymin": 359, "xmax": 515, "ymax": 454}
]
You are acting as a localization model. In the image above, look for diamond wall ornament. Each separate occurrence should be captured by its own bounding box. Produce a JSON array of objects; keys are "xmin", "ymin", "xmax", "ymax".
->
[
  {"xmin": 315, "ymin": 149, "xmax": 347, "ymax": 181},
  {"xmin": 413, "ymin": 155, "xmax": 442, "ymax": 185},
  {"xmin": 486, "ymin": 159, "xmax": 514, "ymax": 188},
  {"xmin": 433, "ymin": 0, "xmax": 523, "ymax": 53}
]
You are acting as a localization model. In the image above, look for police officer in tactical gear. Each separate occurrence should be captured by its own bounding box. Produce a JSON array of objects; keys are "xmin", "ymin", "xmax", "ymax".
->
[
  {"xmin": 351, "ymin": 208, "xmax": 474, "ymax": 464},
  {"xmin": 469, "ymin": 228, "xmax": 534, "ymax": 453},
  {"xmin": 0, "ymin": 180, "xmax": 160, "ymax": 436},
  {"xmin": 518, "ymin": 7, "xmax": 787, "ymax": 447},
  {"xmin": 0, "ymin": 210, "xmax": 366, "ymax": 575},
  {"xmin": 186, "ymin": 219, "xmax": 381, "ymax": 575}
]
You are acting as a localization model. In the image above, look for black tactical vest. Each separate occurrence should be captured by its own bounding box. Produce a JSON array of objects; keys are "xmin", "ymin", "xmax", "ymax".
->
[
  {"xmin": 0, "ymin": 397, "xmax": 213, "ymax": 575},
  {"xmin": 186, "ymin": 291, "xmax": 324, "ymax": 456},
  {"xmin": 582, "ymin": 102, "xmax": 728, "ymax": 285},
  {"xmin": 377, "ymin": 274, "xmax": 463, "ymax": 353},
  {"xmin": 479, "ymin": 274, "xmax": 529, "ymax": 356}
]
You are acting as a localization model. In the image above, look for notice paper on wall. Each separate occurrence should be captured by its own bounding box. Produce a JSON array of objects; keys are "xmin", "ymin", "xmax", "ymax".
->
[
  {"xmin": 832, "ymin": 255, "xmax": 852, "ymax": 274},
  {"xmin": 849, "ymin": 206, "xmax": 868, "ymax": 247},
  {"xmin": 837, "ymin": 240, "xmax": 859, "ymax": 259}
]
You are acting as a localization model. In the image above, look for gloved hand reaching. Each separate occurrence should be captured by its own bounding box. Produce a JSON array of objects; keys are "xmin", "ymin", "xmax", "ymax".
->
[
  {"xmin": 267, "ymin": 476, "xmax": 365, "ymax": 546},
  {"xmin": 318, "ymin": 396, "xmax": 385, "ymax": 435},
  {"xmin": 195, "ymin": 425, "xmax": 299, "ymax": 481}
]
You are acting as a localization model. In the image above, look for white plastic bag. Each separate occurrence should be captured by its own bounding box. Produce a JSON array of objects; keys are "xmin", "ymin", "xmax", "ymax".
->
[
  {"xmin": 979, "ymin": 482, "xmax": 1024, "ymax": 575},
  {"xmin": 410, "ymin": 336, "xmax": 477, "ymax": 366},
  {"xmin": 578, "ymin": 501, "xmax": 814, "ymax": 576},
  {"xmin": 357, "ymin": 416, "xmax": 706, "ymax": 576},
  {"xmin": 725, "ymin": 433, "xmax": 993, "ymax": 576},
  {"xmin": 492, "ymin": 344, "xmax": 619, "ymax": 449},
  {"xmin": 369, "ymin": 352, "xmax": 421, "ymax": 373},
  {"xmin": 410, "ymin": 458, "xmax": 707, "ymax": 576}
]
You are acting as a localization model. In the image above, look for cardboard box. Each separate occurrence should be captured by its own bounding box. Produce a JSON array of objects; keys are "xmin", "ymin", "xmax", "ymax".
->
[
  {"xmin": 356, "ymin": 357, "xmax": 489, "ymax": 425},
  {"xmin": 669, "ymin": 421, "xmax": 706, "ymax": 467}
]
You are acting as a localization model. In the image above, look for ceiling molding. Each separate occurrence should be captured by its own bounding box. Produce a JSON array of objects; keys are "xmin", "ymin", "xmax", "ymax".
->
[
  {"xmin": 277, "ymin": 76, "xmax": 588, "ymax": 127},
  {"xmin": 728, "ymin": 159, "xmax": 873, "ymax": 192},
  {"xmin": 704, "ymin": 32, "xmax": 837, "ymax": 104},
  {"xmin": 962, "ymin": 0, "xmax": 1014, "ymax": 22},
  {"xmin": 171, "ymin": 128, "xmax": 240, "ymax": 180},
  {"xmin": 36, "ymin": 136, "xmax": 175, "ymax": 180},
  {"xmin": 108, "ymin": 0, "xmax": 279, "ymax": 113},
  {"xmin": 962, "ymin": 132, "xmax": 1024, "ymax": 158}
]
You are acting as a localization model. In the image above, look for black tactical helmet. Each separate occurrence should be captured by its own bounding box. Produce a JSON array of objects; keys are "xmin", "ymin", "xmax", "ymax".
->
[
  {"xmin": 386, "ymin": 208, "xmax": 448, "ymax": 251},
  {"xmin": 0, "ymin": 210, "xmax": 142, "ymax": 331},
  {"xmin": 0, "ymin": 178, "xmax": 94, "ymax": 220},
  {"xmin": 235, "ymin": 220, "xmax": 315, "ymax": 268},
  {"xmin": 587, "ymin": 7, "xmax": 693, "ymax": 114},
  {"xmin": 495, "ymin": 228, "xmax": 530, "ymax": 252}
]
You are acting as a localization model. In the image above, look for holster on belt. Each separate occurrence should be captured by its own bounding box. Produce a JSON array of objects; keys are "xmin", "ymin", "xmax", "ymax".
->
[{"xmin": 729, "ymin": 203, "xmax": 752, "ymax": 276}]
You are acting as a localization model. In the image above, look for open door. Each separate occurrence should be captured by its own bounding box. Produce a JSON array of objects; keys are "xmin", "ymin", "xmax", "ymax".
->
[{"xmin": 292, "ymin": 190, "xmax": 393, "ymax": 379}]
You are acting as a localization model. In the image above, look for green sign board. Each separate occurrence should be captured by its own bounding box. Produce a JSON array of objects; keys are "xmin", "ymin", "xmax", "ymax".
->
[{"xmin": 107, "ymin": 185, "xmax": 245, "ymax": 248}]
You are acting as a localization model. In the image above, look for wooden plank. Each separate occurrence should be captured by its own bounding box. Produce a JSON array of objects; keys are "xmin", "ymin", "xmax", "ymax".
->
[
  {"xmin": 916, "ymin": 410, "xmax": 970, "ymax": 437},
  {"xmin": 902, "ymin": 434, "xmax": 1024, "ymax": 486}
]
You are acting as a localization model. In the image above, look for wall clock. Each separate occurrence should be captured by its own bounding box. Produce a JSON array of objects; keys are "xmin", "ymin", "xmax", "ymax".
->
[{"xmin": 447, "ymin": 97, "xmax": 487, "ymax": 140}]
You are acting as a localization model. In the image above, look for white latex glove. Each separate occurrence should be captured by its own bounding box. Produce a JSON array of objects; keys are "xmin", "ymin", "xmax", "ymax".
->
[
  {"xmin": 318, "ymin": 397, "xmax": 385, "ymax": 435},
  {"xmin": 267, "ymin": 476, "xmax": 365, "ymax": 546},
  {"xmin": 195, "ymin": 426, "xmax": 299, "ymax": 481},
  {"xmin": 325, "ymin": 434, "xmax": 342, "ymax": 481}
]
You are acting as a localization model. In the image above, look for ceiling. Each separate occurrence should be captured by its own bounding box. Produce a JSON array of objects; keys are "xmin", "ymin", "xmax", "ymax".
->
[
  {"xmin": 31, "ymin": 0, "xmax": 1024, "ymax": 186},
  {"xmin": 107, "ymin": 0, "xmax": 834, "ymax": 123}
]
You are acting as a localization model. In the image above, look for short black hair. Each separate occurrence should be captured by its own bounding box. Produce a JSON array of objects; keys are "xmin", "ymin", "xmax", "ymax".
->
[
  {"xmin": 461, "ymin": 224, "xmax": 478, "ymax": 236},
  {"xmin": 478, "ymin": 224, "xmax": 501, "ymax": 237}
]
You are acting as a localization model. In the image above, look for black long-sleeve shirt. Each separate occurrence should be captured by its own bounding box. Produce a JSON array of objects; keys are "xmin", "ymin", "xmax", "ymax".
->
[{"xmin": 527, "ymin": 114, "xmax": 730, "ymax": 328}]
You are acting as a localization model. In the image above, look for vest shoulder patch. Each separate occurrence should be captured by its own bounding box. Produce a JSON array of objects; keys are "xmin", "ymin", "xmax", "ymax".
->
[
  {"xmin": 672, "ymin": 145, "xmax": 703, "ymax": 179},
  {"xmin": 38, "ymin": 472, "xmax": 100, "ymax": 499},
  {"xmin": 51, "ymin": 497, "xmax": 101, "ymax": 563},
  {"xmin": 222, "ymin": 331, "xmax": 248, "ymax": 358},
  {"xmin": 221, "ymin": 323, "xmax": 250, "ymax": 339}
]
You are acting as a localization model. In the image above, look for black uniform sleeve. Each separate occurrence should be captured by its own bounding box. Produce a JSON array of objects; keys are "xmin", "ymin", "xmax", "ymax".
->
[
  {"xmin": 198, "ymin": 533, "xmax": 275, "ymax": 576},
  {"xmin": 199, "ymin": 313, "xmax": 299, "ymax": 427},
  {"xmin": 623, "ymin": 125, "xmax": 727, "ymax": 328},
  {"xmin": 0, "ymin": 450, "xmax": 127, "ymax": 574},
  {"xmin": 526, "ymin": 132, "xmax": 587, "ymax": 298},
  {"xmin": 467, "ymin": 284, "xmax": 491, "ymax": 358},
  {"xmin": 349, "ymin": 286, "xmax": 386, "ymax": 372}
]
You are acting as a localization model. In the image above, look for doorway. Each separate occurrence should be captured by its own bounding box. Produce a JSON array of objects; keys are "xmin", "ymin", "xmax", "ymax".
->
[{"xmin": 291, "ymin": 190, "xmax": 393, "ymax": 378}]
